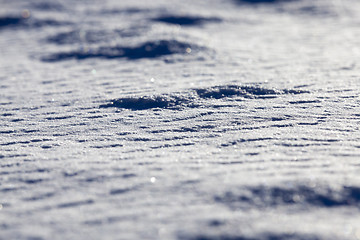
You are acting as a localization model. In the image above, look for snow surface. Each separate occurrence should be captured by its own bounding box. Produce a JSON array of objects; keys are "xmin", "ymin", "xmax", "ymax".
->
[{"xmin": 1, "ymin": 0, "xmax": 360, "ymax": 239}]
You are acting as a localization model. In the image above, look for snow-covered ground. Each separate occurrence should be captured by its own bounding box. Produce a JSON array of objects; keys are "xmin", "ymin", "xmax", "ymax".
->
[{"xmin": 1, "ymin": 0, "xmax": 360, "ymax": 239}]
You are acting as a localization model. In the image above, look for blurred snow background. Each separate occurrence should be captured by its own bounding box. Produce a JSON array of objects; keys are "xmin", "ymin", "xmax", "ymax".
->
[{"xmin": 1, "ymin": 0, "xmax": 360, "ymax": 239}]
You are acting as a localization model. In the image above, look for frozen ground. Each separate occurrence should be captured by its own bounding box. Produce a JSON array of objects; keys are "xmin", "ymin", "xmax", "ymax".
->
[{"xmin": 1, "ymin": 0, "xmax": 360, "ymax": 239}]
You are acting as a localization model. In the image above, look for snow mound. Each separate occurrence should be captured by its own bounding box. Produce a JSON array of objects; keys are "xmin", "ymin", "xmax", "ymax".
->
[
  {"xmin": 234, "ymin": 0, "xmax": 297, "ymax": 4},
  {"xmin": 42, "ymin": 40, "xmax": 200, "ymax": 62},
  {"xmin": 101, "ymin": 85, "xmax": 309, "ymax": 110},
  {"xmin": 215, "ymin": 185, "xmax": 360, "ymax": 209},
  {"xmin": 46, "ymin": 28, "xmax": 145, "ymax": 45},
  {"xmin": 152, "ymin": 15, "xmax": 222, "ymax": 26},
  {"xmin": 0, "ymin": 15, "xmax": 70, "ymax": 30}
]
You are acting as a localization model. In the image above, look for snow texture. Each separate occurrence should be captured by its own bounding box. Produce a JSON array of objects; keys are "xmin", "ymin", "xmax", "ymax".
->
[{"xmin": 1, "ymin": 0, "xmax": 360, "ymax": 239}]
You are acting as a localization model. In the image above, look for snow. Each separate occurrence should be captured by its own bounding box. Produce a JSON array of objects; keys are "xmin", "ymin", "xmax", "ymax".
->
[{"xmin": 1, "ymin": 0, "xmax": 360, "ymax": 239}]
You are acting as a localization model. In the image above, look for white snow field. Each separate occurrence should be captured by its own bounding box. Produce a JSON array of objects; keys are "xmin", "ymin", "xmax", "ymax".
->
[{"xmin": 1, "ymin": 0, "xmax": 360, "ymax": 239}]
